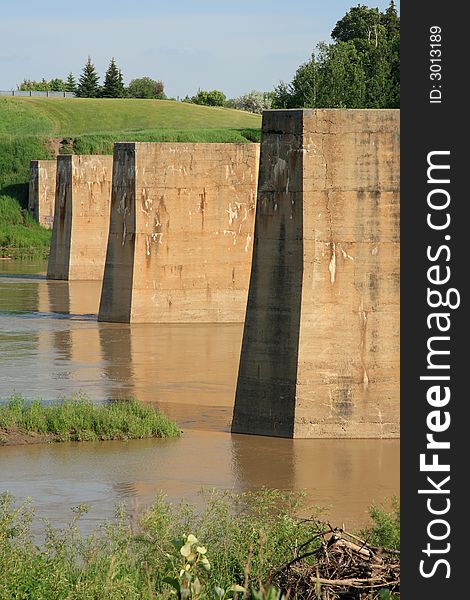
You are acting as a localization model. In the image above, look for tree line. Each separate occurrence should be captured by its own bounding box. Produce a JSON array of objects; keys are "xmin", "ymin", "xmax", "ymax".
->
[
  {"xmin": 18, "ymin": 57, "xmax": 165, "ymax": 100},
  {"xmin": 183, "ymin": 3, "xmax": 399, "ymax": 111},
  {"xmin": 17, "ymin": 2, "xmax": 399, "ymax": 110},
  {"xmin": 273, "ymin": 1, "xmax": 399, "ymax": 109}
]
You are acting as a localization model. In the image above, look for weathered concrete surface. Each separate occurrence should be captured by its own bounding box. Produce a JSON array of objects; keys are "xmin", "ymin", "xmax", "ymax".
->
[
  {"xmin": 28, "ymin": 160, "xmax": 57, "ymax": 228},
  {"xmin": 98, "ymin": 142, "xmax": 259, "ymax": 323},
  {"xmin": 231, "ymin": 109, "xmax": 400, "ymax": 439},
  {"xmin": 47, "ymin": 155, "xmax": 113, "ymax": 280}
]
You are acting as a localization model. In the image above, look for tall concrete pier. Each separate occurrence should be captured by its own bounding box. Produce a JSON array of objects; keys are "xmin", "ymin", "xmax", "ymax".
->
[
  {"xmin": 28, "ymin": 160, "xmax": 57, "ymax": 228},
  {"xmin": 47, "ymin": 155, "xmax": 113, "ymax": 280},
  {"xmin": 98, "ymin": 142, "xmax": 259, "ymax": 323},
  {"xmin": 231, "ymin": 109, "xmax": 400, "ymax": 439}
]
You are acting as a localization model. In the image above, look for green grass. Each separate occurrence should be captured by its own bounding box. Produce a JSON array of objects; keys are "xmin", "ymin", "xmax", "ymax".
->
[
  {"xmin": 72, "ymin": 128, "xmax": 261, "ymax": 155},
  {"xmin": 0, "ymin": 395, "xmax": 181, "ymax": 442},
  {"xmin": 0, "ymin": 97, "xmax": 261, "ymax": 137},
  {"xmin": 0, "ymin": 135, "xmax": 53, "ymax": 258},
  {"xmin": 0, "ymin": 97, "xmax": 261, "ymax": 256},
  {"xmin": 0, "ymin": 490, "xmax": 399, "ymax": 599},
  {"xmin": 0, "ymin": 98, "xmax": 54, "ymax": 136}
]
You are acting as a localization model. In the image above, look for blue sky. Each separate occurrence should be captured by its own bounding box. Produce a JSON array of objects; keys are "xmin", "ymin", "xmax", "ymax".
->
[{"xmin": 0, "ymin": 0, "xmax": 399, "ymax": 98}]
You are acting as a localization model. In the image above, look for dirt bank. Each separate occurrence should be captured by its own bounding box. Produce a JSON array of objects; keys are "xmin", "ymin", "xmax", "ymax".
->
[{"xmin": 0, "ymin": 428, "xmax": 59, "ymax": 446}]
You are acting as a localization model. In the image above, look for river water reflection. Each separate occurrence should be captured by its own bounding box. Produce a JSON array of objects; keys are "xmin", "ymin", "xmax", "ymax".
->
[{"xmin": 0, "ymin": 260, "xmax": 399, "ymax": 531}]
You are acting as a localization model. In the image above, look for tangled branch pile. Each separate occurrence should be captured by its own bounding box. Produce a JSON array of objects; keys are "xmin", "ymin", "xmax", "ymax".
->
[{"xmin": 273, "ymin": 522, "xmax": 400, "ymax": 599}]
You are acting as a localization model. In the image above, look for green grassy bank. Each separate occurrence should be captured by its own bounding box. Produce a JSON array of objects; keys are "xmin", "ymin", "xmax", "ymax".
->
[
  {"xmin": 0, "ymin": 489, "xmax": 399, "ymax": 599},
  {"xmin": 0, "ymin": 97, "xmax": 261, "ymax": 258},
  {"xmin": 0, "ymin": 395, "xmax": 180, "ymax": 444},
  {"xmin": 0, "ymin": 136, "xmax": 52, "ymax": 258}
]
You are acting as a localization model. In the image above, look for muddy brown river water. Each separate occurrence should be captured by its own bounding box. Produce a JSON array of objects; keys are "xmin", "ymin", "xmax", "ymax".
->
[{"xmin": 0, "ymin": 260, "xmax": 399, "ymax": 532}]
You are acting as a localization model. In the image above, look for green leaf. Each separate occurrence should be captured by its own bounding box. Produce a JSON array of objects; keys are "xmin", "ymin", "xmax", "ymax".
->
[
  {"xmin": 172, "ymin": 537, "xmax": 185, "ymax": 550},
  {"xmin": 163, "ymin": 577, "xmax": 180, "ymax": 593}
]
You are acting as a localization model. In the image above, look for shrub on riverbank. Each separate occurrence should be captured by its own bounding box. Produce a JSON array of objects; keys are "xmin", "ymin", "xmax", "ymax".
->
[
  {"xmin": 0, "ymin": 395, "xmax": 181, "ymax": 443},
  {"xmin": 0, "ymin": 490, "xmax": 400, "ymax": 599}
]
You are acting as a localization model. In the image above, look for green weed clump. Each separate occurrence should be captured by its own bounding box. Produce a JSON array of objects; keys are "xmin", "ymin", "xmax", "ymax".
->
[
  {"xmin": 361, "ymin": 497, "xmax": 400, "ymax": 550},
  {"xmin": 0, "ymin": 395, "xmax": 181, "ymax": 442},
  {"xmin": 0, "ymin": 490, "xmax": 400, "ymax": 599}
]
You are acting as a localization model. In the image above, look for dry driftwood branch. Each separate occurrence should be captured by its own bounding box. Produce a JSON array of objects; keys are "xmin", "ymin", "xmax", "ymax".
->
[
  {"xmin": 309, "ymin": 576, "xmax": 393, "ymax": 586},
  {"xmin": 273, "ymin": 520, "xmax": 400, "ymax": 599}
]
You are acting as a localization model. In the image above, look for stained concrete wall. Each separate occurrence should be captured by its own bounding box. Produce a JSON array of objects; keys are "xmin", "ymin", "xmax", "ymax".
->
[
  {"xmin": 47, "ymin": 154, "xmax": 113, "ymax": 281},
  {"xmin": 28, "ymin": 160, "xmax": 57, "ymax": 228},
  {"xmin": 231, "ymin": 109, "xmax": 400, "ymax": 439},
  {"xmin": 98, "ymin": 142, "xmax": 260, "ymax": 323}
]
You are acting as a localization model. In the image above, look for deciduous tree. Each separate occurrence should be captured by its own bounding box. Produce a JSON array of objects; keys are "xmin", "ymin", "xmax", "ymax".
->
[
  {"xmin": 127, "ymin": 77, "xmax": 165, "ymax": 99},
  {"xmin": 273, "ymin": 0, "xmax": 399, "ymax": 109}
]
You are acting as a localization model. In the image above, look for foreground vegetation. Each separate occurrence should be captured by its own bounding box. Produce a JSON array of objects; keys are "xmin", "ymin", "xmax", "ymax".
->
[
  {"xmin": 0, "ymin": 395, "xmax": 180, "ymax": 444},
  {"xmin": 0, "ymin": 490, "xmax": 399, "ymax": 599},
  {"xmin": 0, "ymin": 97, "xmax": 261, "ymax": 258}
]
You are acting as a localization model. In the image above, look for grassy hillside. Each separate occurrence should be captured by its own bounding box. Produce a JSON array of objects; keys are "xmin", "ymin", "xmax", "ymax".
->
[
  {"xmin": 0, "ymin": 97, "xmax": 261, "ymax": 136},
  {"xmin": 0, "ymin": 97, "xmax": 261, "ymax": 258}
]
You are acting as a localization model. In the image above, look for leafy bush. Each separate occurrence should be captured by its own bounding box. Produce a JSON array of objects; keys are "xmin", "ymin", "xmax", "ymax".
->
[
  {"xmin": 127, "ymin": 77, "xmax": 165, "ymax": 99},
  {"xmin": 190, "ymin": 90, "xmax": 227, "ymax": 107},
  {"xmin": 229, "ymin": 91, "xmax": 274, "ymax": 114}
]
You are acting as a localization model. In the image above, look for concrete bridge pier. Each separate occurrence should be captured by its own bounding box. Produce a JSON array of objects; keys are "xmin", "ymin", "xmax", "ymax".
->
[
  {"xmin": 28, "ymin": 159, "xmax": 57, "ymax": 228},
  {"xmin": 98, "ymin": 142, "xmax": 260, "ymax": 323},
  {"xmin": 231, "ymin": 109, "xmax": 400, "ymax": 439},
  {"xmin": 47, "ymin": 154, "xmax": 113, "ymax": 281}
]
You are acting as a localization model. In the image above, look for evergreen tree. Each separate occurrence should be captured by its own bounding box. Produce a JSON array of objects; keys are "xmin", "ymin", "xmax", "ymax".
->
[
  {"xmin": 49, "ymin": 78, "xmax": 66, "ymax": 92},
  {"xmin": 287, "ymin": 51, "xmax": 320, "ymax": 108},
  {"xmin": 318, "ymin": 41, "xmax": 366, "ymax": 108},
  {"xmin": 382, "ymin": 0, "xmax": 400, "ymax": 107},
  {"xmin": 65, "ymin": 73, "xmax": 77, "ymax": 94},
  {"xmin": 77, "ymin": 57, "xmax": 100, "ymax": 98},
  {"xmin": 102, "ymin": 58, "xmax": 125, "ymax": 98},
  {"xmin": 382, "ymin": 0, "xmax": 400, "ymax": 41}
]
